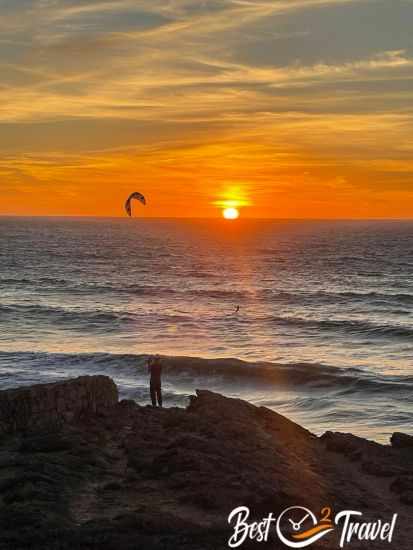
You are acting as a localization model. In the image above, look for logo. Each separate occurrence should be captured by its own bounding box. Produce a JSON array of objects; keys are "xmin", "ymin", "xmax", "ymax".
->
[
  {"xmin": 227, "ymin": 505, "xmax": 398, "ymax": 548},
  {"xmin": 276, "ymin": 506, "xmax": 334, "ymax": 548}
]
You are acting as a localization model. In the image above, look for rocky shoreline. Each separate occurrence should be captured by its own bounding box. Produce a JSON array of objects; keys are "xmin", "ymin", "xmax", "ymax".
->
[{"xmin": 0, "ymin": 375, "xmax": 412, "ymax": 549}]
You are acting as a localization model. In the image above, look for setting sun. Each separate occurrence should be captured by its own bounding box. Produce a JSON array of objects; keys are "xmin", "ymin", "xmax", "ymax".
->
[{"xmin": 223, "ymin": 207, "xmax": 240, "ymax": 220}]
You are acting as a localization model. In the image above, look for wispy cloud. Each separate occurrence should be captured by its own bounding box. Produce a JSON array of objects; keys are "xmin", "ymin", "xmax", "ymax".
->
[{"xmin": 0, "ymin": 0, "xmax": 412, "ymax": 216}]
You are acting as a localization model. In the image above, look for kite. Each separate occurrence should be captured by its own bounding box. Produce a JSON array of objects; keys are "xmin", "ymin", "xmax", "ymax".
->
[{"xmin": 125, "ymin": 192, "xmax": 146, "ymax": 217}]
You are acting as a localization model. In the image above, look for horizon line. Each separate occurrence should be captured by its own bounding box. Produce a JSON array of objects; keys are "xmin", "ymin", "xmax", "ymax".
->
[{"xmin": 1, "ymin": 215, "xmax": 413, "ymax": 222}]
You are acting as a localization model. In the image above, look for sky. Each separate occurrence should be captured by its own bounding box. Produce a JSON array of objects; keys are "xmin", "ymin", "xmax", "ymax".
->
[{"xmin": 0, "ymin": 0, "xmax": 412, "ymax": 218}]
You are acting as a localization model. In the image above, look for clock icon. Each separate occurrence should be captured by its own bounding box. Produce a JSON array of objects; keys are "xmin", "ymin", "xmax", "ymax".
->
[{"xmin": 276, "ymin": 506, "xmax": 333, "ymax": 549}]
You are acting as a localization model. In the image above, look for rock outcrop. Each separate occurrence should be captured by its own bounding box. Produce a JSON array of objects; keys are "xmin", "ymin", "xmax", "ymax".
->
[
  {"xmin": 0, "ymin": 375, "xmax": 118, "ymax": 435},
  {"xmin": 0, "ymin": 378, "xmax": 412, "ymax": 549},
  {"xmin": 391, "ymin": 432, "xmax": 413, "ymax": 449}
]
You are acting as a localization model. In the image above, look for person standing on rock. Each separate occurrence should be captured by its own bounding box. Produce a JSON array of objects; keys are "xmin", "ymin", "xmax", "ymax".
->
[{"xmin": 148, "ymin": 355, "xmax": 163, "ymax": 408}]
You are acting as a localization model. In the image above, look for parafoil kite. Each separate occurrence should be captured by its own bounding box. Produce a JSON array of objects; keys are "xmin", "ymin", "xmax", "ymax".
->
[{"xmin": 125, "ymin": 192, "xmax": 146, "ymax": 217}]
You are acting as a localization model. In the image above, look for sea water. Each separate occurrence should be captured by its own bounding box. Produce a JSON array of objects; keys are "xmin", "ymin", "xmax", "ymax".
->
[{"xmin": 0, "ymin": 217, "xmax": 412, "ymax": 441}]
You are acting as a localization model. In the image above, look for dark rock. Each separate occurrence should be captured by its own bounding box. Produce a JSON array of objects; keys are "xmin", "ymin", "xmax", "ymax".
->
[
  {"xmin": 102, "ymin": 482, "xmax": 123, "ymax": 491},
  {"xmin": 0, "ymin": 375, "xmax": 118, "ymax": 436},
  {"xmin": 1, "ymin": 378, "xmax": 413, "ymax": 549},
  {"xmin": 19, "ymin": 433, "xmax": 74, "ymax": 453},
  {"xmin": 391, "ymin": 432, "xmax": 413, "ymax": 449},
  {"xmin": 401, "ymin": 491, "xmax": 413, "ymax": 505},
  {"xmin": 118, "ymin": 399, "xmax": 139, "ymax": 410},
  {"xmin": 362, "ymin": 459, "xmax": 407, "ymax": 477},
  {"xmin": 391, "ymin": 474, "xmax": 413, "ymax": 494},
  {"xmin": 321, "ymin": 431, "xmax": 373, "ymax": 460}
]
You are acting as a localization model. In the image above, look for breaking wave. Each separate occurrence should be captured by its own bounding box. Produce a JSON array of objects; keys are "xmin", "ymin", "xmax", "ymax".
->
[{"xmin": 1, "ymin": 351, "xmax": 412, "ymax": 398}]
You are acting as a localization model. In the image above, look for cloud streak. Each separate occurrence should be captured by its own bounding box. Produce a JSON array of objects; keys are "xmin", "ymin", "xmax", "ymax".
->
[{"xmin": 0, "ymin": 0, "xmax": 412, "ymax": 217}]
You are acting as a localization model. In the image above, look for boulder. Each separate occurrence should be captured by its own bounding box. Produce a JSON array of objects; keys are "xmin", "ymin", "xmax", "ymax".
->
[{"xmin": 391, "ymin": 432, "xmax": 413, "ymax": 449}]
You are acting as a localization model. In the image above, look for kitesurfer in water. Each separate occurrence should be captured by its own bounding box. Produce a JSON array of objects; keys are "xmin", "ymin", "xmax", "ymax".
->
[{"xmin": 148, "ymin": 355, "xmax": 163, "ymax": 407}]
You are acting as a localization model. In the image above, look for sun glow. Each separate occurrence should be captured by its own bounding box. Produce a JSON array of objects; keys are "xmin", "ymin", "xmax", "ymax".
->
[{"xmin": 223, "ymin": 207, "xmax": 240, "ymax": 220}]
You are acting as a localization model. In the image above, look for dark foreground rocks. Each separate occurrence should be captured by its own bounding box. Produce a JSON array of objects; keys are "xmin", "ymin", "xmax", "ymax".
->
[{"xmin": 0, "ymin": 377, "xmax": 412, "ymax": 549}]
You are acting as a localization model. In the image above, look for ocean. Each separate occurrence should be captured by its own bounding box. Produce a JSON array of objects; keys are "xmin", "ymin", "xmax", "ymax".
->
[{"xmin": 0, "ymin": 217, "xmax": 412, "ymax": 442}]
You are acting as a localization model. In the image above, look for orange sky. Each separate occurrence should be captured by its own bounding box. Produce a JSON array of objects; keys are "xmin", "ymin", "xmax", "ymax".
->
[{"xmin": 1, "ymin": 1, "xmax": 412, "ymax": 218}]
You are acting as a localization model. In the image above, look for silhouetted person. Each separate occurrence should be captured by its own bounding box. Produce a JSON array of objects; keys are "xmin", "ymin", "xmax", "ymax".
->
[
  {"xmin": 234, "ymin": 305, "xmax": 240, "ymax": 314},
  {"xmin": 148, "ymin": 355, "xmax": 162, "ymax": 407}
]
